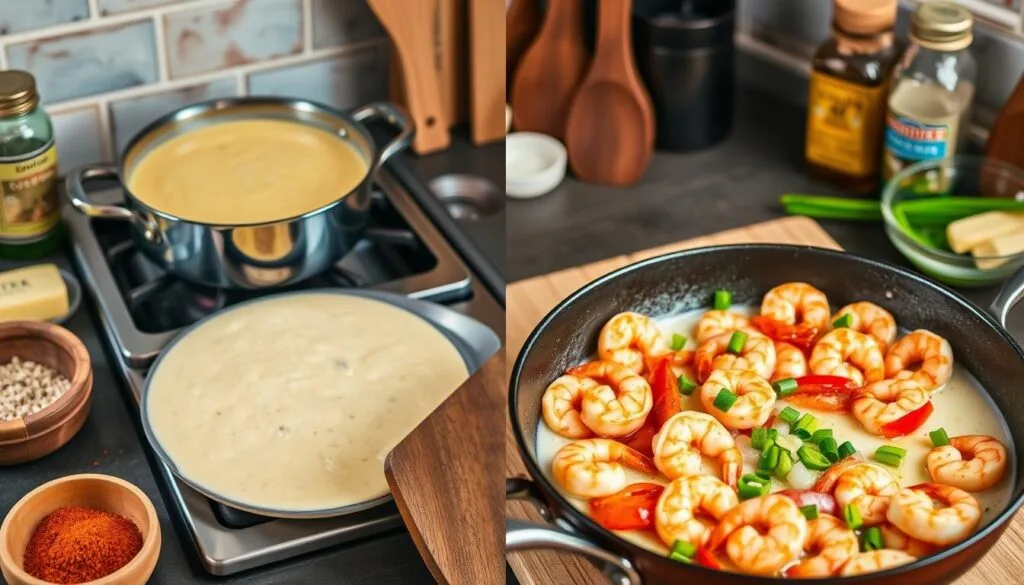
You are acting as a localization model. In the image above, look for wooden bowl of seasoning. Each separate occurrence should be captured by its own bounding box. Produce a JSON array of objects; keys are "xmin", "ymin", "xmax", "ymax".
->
[
  {"xmin": 0, "ymin": 321, "xmax": 92, "ymax": 465},
  {"xmin": 0, "ymin": 474, "xmax": 160, "ymax": 585}
]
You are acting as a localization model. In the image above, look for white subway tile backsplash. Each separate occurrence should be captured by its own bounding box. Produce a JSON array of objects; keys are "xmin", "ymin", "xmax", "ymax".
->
[
  {"xmin": 163, "ymin": 0, "xmax": 303, "ymax": 79},
  {"xmin": 311, "ymin": 0, "xmax": 385, "ymax": 49},
  {"xmin": 50, "ymin": 105, "xmax": 107, "ymax": 170},
  {"xmin": 97, "ymin": 0, "xmax": 193, "ymax": 15},
  {"xmin": 0, "ymin": 0, "xmax": 89, "ymax": 35},
  {"xmin": 247, "ymin": 46, "xmax": 387, "ymax": 111},
  {"xmin": 109, "ymin": 77, "xmax": 239, "ymax": 155},
  {"xmin": 6, "ymin": 20, "xmax": 159, "ymax": 104}
]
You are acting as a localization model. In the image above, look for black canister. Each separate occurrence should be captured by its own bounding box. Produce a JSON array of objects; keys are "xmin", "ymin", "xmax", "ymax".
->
[{"xmin": 636, "ymin": 0, "xmax": 736, "ymax": 152}]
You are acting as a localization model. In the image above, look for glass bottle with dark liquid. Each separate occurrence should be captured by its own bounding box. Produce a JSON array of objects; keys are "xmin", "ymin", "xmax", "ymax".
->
[{"xmin": 805, "ymin": 0, "xmax": 902, "ymax": 196}]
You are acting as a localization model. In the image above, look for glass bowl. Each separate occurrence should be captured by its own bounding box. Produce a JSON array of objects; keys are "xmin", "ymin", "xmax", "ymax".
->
[{"xmin": 881, "ymin": 155, "xmax": 1024, "ymax": 287}]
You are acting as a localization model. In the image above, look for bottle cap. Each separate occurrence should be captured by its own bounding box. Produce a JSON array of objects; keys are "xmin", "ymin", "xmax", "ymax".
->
[
  {"xmin": 911, "ymin": 1, "xmax": 974, "ymax": 51},
  {"xmin": 834, "ymin": 0, "xmax": 897, "ymax": 35},
  {"xmin": 0, "ymin": 70, "xmax": 38, "ymax": 118}
]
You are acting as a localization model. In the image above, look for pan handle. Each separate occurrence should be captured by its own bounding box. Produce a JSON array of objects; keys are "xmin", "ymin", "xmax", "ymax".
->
[
  {"xmin": 991, "ymin": 265, "xmax": 1024, "ymax": 328},
  {"xmin": 506, "ymin": 478, "xmax": 643, "ymax": 585},
  {"xmin": 350, "ymin": 102, "xmax": 413, "ymax": 176}
]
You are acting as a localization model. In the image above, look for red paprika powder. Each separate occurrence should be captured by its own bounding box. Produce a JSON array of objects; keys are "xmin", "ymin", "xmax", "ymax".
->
[{"xmin": 23, "ymin": 505, "xmax": 143, "ymax": 584}]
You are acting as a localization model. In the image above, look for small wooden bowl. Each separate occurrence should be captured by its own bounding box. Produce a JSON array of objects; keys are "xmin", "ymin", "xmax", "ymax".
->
[
  {"xmin": 0, "ymin": 474, "xmax": 161, "ymax": 585},
  {"xmin": 0, "ymin": 321, "xmax": 92, "ymax": 465}
]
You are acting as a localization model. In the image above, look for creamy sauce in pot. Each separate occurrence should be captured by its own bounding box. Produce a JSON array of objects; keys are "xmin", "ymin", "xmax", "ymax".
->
[
  {"xmin": 128, "ymin": 119, "xmax": 368, "ymax": 224},
  {"xmin": 147, "ymin": 293, "xmax": 468, "ymax": 512},
  {"xmin": 535, "ymin": 306, "xmax": 1015, "ymax": 555}
]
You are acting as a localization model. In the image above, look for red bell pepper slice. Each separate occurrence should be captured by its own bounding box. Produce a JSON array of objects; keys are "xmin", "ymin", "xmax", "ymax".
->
[
  {"xmin": 786, "ymin": 375, "xmax": 857, "ymax": 412},
  {"xmin": 623, "ymin": 421, "xmax": 656, "ymax": 457},
  {"xmin": 588, "ymin": 483, "xmax": 664, "ymax": 531},
  {"xmin": 751, "ymin": 316, "xmax": 819, "ymax": 352},
  {"xmin": 695, "ymin": 547, "xmax": 723, "ymax": 570},
  {"xmin": 649, "ymin": 357, "xmax": 682, "ymax": 428},
  {"xmin": 880, "ymin": 401, "xmax": 934, "ymax": 438}
]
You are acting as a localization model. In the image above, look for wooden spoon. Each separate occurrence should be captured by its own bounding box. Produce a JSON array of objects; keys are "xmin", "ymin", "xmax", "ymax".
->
[
  {"xmin": 368, "ymin": 0, "xmax": 450, "ymax": 154},
  {"xmin": 384, "ymin": 351, "xmax": 505, "ymax": 585},
  {"xmin": 510, "ymin": 0, "xmax": 589, "ymax": 140},
  {"xmin": 565, "ymin": 0, "xmax": 654, "ymax": 186},
  {"xmin": 506, "ymin": 0, "xmax": 544, "ymax": 100}
]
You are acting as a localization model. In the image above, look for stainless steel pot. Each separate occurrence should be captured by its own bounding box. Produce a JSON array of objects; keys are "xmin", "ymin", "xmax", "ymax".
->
[{"xmin": 65, "ymin": 97, "xmax": 412, "ymax": 289}]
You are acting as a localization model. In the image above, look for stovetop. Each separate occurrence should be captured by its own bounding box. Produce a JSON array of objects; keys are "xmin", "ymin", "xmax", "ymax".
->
[{"xmin": 63, "ymin": 167, "xmax": 504, "ymax": 576}]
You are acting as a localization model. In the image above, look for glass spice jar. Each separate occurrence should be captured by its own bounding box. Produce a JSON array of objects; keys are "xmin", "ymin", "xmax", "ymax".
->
[
  {"xmin": 804, "ymin": 0, "xmax": 902, "ymax": 195},
  {"xmin": 0, "ymin": 70, "xmax": 62, "ymax": 260}
]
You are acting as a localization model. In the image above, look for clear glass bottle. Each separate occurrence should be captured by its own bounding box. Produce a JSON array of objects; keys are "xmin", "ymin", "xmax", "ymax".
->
[
  {"xmin": 882, "ymin": 2, "xmax": 976, "ymax": 184},
  {"xmin": 0, "ymin": 70, "xmax": 62, "ymax": 260},
  {"xmin": 805, "ymin": 0, "xmax": 902, "ymax": 195}
]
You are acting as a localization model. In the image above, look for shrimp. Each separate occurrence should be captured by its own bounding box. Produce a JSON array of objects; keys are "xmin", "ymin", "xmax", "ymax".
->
[
  {"xmin": 808, "ymin": 328, "xmax": 885, "ymax": 386},
  {"xmin": 833, "ymin": 463, "xmax": 899, "ymax": 526},
  {"xmin": 700, "ymin": 369, "xmax": 776, "ymax": 430},
  {"xmin": 784, "ymin": 515, "xmax": 859, "ymax": 578},
  {"xmin": 885, "ymin": 329, "xmax": 953, "ymax": 392},
  {"xmin": 880, "ymin": 522, "xmax": 936, "ymax": 557},
  {"xmin": 812, "ymin": 454, "xmax": 865, "ymax": 494},
  {"xmin": 652, "ymin": 411, "xmax": 742, "ymax": 487},
  {"xmin": 541, "ymin": 375, "xmax": 598, "ymax": 439},
  {"xmin": 566, "ymin": 360, "xmax": 652, "ymax": 438},
  {"xmin": 695, "ymin": 332, "xmax": 776, "ymax": 383},
  {"xmin": 851, "ymin": 379, "xmax": 931, "ymax": 436},
  {"xmin": 551, "ymin": 438, "xmax": 658, "ymax": 498},
  {"xmin": 761, "ymin": 282, "xmax": 831, "ymax": 330},
  {"xmin": 886, "ymin": 482, "xmax": 981, "ymax": 546},
  {"xmin": 839, "ymin": 550, "xmax": 916, "ymax": 576},
  {"xmin": 772, "ymin": 341, "xmax": 808, "ymax": 382},
  {"xmin": 695, "ymin": 310, "xmax": 751, "ymax": 344},
  {"xmin": 654, "ymin": 475, "xmax": 738, "ymax": 548},
  {"xmin": 926, "ymin": 435, "xmax": 1008, "ymax": 492},
  {"xmin": 707, "ymin": 494, "xmax": 808, "ymax": 576},
  {"xmin": 598, "ymin": 312, "xmax": 667, "ymax": 373},
  {"xmin": 833, "ymin": 302, "xmax": 898, "ymax": 350}
]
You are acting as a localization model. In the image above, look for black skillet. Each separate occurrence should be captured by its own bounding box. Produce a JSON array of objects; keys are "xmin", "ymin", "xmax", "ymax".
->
[{"xmin": 507, "ymin": 245, "xmax": 1024, "ymax": 585}]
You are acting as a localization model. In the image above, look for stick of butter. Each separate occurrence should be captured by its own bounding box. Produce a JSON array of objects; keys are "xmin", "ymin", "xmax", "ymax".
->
[
  {"xmin": 0, "ymin": 264, "xmax": 69, "ymax": 322},
  {"xmin": 972, "ymin": 231, "xmax": 1024, "ymax": 270},
  {"xmin": 947, "ymin": 211, "xmax": 1024, "ymax": 254}
]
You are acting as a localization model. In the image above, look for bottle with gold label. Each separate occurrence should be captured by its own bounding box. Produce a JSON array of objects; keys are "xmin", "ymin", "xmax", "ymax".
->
[
  {"xmin": 805, "ymin": 0, "xmax": 902, "ymax": 195},
  {"xmin": 0, "ymin": 70, "xmax": 61, "ymax": 260}
]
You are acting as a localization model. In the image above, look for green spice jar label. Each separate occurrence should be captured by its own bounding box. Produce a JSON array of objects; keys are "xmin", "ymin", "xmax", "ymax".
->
[{"xmin": 0, "ymin": 140, "xmax": 59, "ymax": 242}]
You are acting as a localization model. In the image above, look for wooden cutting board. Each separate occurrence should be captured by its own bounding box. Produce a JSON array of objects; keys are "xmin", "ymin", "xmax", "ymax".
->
[
  {"xmin": 504, "ymin": 216, "xmax": 1024, "ymax": 585},
  {"xmin": 386, "ymin": 350, "xmax": 505, "ymax": 585}
]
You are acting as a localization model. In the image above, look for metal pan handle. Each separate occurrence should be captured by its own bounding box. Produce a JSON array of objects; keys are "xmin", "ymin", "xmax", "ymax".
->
[
  {"xmin": 350, "ymin": 102, "xmax": 413, "ymax": 176},
  {"xmin": 65, "ymin": 165, "xmax": 135, "ymax": 221},
  {"xmin": 506, "ymin": 478, "xmax": 643, "ymax": 585},
  {"xmin": 991, "ymin": 265, "xmax": 1024, "ymax": 328}
]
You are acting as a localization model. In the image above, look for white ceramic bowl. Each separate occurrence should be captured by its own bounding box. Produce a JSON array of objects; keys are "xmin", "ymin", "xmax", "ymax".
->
[{"xmin": 506, "ymin": 132, "xmax": 567, "ymax": 199}]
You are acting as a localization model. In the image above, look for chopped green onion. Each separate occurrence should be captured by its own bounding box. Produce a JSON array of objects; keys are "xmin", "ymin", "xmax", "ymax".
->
[
  {"xmin": 670, "ymin": 540, "xmax": 697, "ymax": 559},
  {"xmin": 930, "ymin": 427, "xmax": 950, "ymax": 447},
  {"xmin": 861, "ymin": 526, "xmax": 883, "ymax": 552},
  {"xmin": 811, "ymin": 429, "xmax": 833, "ymax": 444},
  {"xmin": 778, "ymin": 406, "xmax": 801, "ymax": 425},
  {"xmin": 832, "ymin": 313, "xmax": 853, "ymax": 329},
  {"xmin": 679, "ymin": 375, "xmax": 697, "ymax": 396},
  {"xmin": 738, "ymin": 474, "xmax": 770, "ymax": 500},
  {"xmin": 874, "ymin": 445, "xmax": 907, "ymax": 467},
  {"xmin": 767, "ymin": 429, "xmax": 779, "ymax": 442},
  {"xmin": 797, "ymin": 445, "xmax": 830, "ymax": 470},
  {"xmin": 713, "ymin": 388, "xmax": 738, "ymax": 412},
  {"xmin": 844, "ymin": 504, "xmax": 863, "ymax": 531},
  {"xmin": 772, "ymin": 377, "xmax": 798, "ymax": 397},
  {"xmin": 669, "ymin": 551, "xmax": 692, "ymax": 564},
  {"xmin": 758, "ymin": 444, "xmax": 781, "ymax": 472},
  {"xmin": 714, "ymin": 289, "xmax": 732, "ymax": 310},
  {"xmin": 837, "ymin": 441, "xmax": 857, "ymax": 459},
  {"xmin": 727, "ymin": 331, "xmax": 748, "ymax": 354},
  {"xmin": 793, "ymin": 413, "xmax": 820, "ymax": 435},
  {"xmin": 775, "ymin": 433, "xmax": 803, "ymax": 453},
  {"xmin": 819, "ymin": 437, "xmax": 839, "ymax": 463},
  {"xmin": 670, "ymin": 333, "xmax": 687, "ymax": 351},
  {"xmin": 751, "ymin": 427, "xmax": 769, "ymax": 450},
  {"xmin": 792, "ymin": 428, "xmax": 811, "ymax": 441},
  {"xmin": 799, "ymin": 504, "xmax": 819, "ymax": 520},
  {"xmin": 774, "ymin": 448, "xmax": 794, "ymax": 480},
  {"xmin": 755, "ymin": 468, "xmax": 772, "ymax": 480}
]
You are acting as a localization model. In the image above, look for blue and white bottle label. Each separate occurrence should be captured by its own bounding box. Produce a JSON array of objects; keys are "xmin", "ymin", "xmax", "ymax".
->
[{"xmin": 883, "ymin": 114, "xmax": 953, "ymax": 179}]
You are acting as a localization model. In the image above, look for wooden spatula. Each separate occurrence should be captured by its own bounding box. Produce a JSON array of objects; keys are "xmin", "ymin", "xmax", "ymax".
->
[
  {"xmin": 565, "ymin": 0, "xmax": 654, "ymax": 186},
  {"xmin": 368, "ymin": 0, "xmax": 451, "ymax": 154},
  {"xmin": 510, "ymin": 0, "xmax": 589, "ymax": 140},
  {"xmin": 385, "ymin": 351, "xmax": 505, "ymax": 585}
]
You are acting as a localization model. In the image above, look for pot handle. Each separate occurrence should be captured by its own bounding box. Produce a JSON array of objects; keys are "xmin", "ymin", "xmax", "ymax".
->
[
  {"xmin": 991, "ymin": 265, "xmax": 1024, "ymax": 328},
  {"xmin": 506, "ymin": 478, "xmax": 643, "ymax": 585},
  {"xmin": 65, "ymin": 165, "xmax": 135, "ymax": 222},
  {"xmin": 350, "ymin": 102, "xmax": 413, "ymax": 175}
]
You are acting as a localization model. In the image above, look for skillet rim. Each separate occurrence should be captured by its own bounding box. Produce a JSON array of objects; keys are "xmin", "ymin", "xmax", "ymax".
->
[{"xmin": 509, "ymin": 243, "xmax": 1024, "ymax": 582}]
